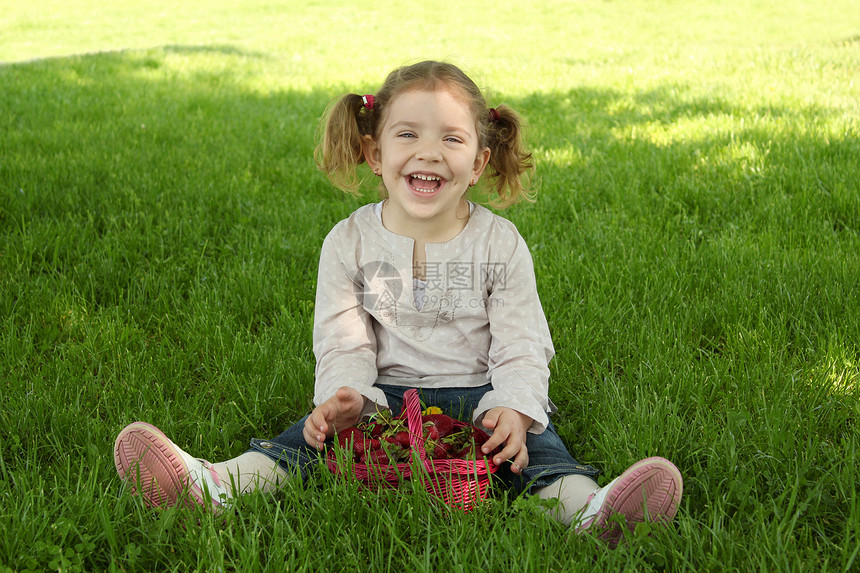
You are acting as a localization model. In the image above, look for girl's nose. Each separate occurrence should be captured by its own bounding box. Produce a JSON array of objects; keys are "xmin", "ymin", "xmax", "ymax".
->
[{"xmin": 415, "ymin": 142, "xmax": 442, "ymax": 161}]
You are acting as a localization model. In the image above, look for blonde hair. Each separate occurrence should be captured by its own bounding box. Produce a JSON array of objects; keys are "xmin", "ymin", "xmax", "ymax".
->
[{"xmin": 315, "ymin": 61, "xmax": 534, "ymax": 207}]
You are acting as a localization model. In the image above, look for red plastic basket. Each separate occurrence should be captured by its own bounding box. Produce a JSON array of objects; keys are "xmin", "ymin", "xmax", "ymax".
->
[{"xmin": 326, "ymin": 388, "xmax": 498, "ymax": 511}]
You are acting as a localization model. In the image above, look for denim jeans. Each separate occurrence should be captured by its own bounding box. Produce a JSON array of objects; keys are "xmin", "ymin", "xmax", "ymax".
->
[{"xmin": 248, "ymin": 384, "xmax": 599, "ymax": 495}]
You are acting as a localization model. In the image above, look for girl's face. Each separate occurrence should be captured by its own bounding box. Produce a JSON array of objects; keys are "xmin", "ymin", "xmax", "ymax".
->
[{"xmin": 362, "ymin": 87, "xmax": 491, "ymax": 238}]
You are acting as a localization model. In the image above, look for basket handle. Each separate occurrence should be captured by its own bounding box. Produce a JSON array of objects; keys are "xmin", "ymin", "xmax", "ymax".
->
[{"xmin": 403, "ymin": 389, "xmax": 428, "ymax": 462}]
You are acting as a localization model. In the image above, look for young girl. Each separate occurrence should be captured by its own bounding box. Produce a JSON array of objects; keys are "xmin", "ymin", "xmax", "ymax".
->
[{"xmin": 114, "ymin": 60, "xmax": 682, "ymax": 546}]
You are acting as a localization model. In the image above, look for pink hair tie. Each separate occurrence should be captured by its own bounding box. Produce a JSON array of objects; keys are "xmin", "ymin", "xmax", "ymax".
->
[
  {"xmin": 362, "ymin": 95, "xmax": 375, "ymax": 110},
  {"xmin": 488, "ymin": 108, "xmax": 500, "ymax": 122}
]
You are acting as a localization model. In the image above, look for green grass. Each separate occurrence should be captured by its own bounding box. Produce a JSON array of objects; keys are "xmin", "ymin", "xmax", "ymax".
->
[{"xmin": 1, "ymin": 1, "xmax": 859, "ymax": 571}]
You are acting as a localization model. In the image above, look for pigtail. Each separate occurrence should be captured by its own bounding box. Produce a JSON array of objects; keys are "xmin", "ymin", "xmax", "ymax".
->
[
  {"xmin": 483, "ymin": 105, "xmax": 535, "ymax": 207},
  {"xmin": 315, "ymin": 94, "xmax": 375, "ymax": 195}
]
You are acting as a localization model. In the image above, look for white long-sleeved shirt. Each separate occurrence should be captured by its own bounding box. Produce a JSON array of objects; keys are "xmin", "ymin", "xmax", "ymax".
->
[{"xmin": 312, "ymin": 202, "xmax": 556, "ymax": 433}]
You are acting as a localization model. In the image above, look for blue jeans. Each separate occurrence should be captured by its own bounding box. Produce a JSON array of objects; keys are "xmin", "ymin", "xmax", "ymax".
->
[{"xmin": 248, "ymin": 384, "xmax": 599, "ymax": 495}]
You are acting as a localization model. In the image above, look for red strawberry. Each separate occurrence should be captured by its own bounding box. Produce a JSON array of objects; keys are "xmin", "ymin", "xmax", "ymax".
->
[
  {"xmin": 423, "ymin": 414, "xmax": 456, "ymax": 438},
  {"xmin": 424, "ymin": 425, "xmax": 440, "ymax": 442},
  {"xmin": 363, "ymin": 449, "xmax": 390, "ymax": 466},
  {"xmin": 431, "ymin": 441, "xmax": 454, "ymax": 460},
  {"xmin": 393, "ymin": 431, "xmax": 411, "ymax": 448},
  {"xmin": 337, "ymin": 428, "xmax": 364, "ymax": 450},
  {"xmin": 354, "ymin": 437, "xmax": 381, "ymax": 456},
  {"xmin": 368, "ymin": 422, "xmax": 384, "ymax": 438}
]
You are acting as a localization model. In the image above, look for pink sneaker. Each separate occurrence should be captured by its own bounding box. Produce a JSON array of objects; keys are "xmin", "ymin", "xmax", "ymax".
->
[
  {"xmin": 114, "ymin": 422, "xmax": 229, "ymax": 510},
  {"xmin": 575, "ymin": 456, "xmax": 683, "ymax": 547}
]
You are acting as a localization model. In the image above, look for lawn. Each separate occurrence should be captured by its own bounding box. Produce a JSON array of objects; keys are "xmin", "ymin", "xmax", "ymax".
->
[{"xmin": 1, "ymin": 1, "xmax": 859, "ymax": 571}]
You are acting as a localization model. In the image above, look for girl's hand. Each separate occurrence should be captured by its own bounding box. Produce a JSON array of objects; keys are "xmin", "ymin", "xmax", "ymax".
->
[
  {"xmin": 303, "ymin": 387, "xmax": 366, "ymax": 450},
  {"xmin": 480, "ymin": 407, "xmax": 532, "ymax": 474}
]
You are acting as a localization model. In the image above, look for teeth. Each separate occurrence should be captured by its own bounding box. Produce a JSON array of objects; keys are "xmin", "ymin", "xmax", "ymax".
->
[{"xmin": 412, "ymin": 174, "xmax": 441, "ymax": 181}]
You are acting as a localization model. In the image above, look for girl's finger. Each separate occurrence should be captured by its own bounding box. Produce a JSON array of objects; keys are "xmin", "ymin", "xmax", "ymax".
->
[
  {"xmin": 512, "ymin": 449, "xmax": 529, "ymax": 473},
  {"xmin": 481, "ymin": 411, "xmax": 500, "ymax": 430},
  {"xmin": 481, "ymin": 432, "xmax": 505, "ymax": 455},
  {"xmin": 492, "ymin": 436, "xmax": 520, "ymax": 466},
  {"xmin": 302, "ymin": 423, "xmax": 319, "ymax": 449}
]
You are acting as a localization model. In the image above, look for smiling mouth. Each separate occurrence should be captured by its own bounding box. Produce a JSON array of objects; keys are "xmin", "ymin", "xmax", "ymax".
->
[{"xmin": 408, "ymin": 173, "xmax": 443, "ymax": 194}]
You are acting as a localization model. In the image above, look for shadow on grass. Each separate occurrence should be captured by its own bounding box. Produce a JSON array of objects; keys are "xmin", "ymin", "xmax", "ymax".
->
[{"xmin": 161, "ymin": 43, "xmax": 274, "ymax": 59}]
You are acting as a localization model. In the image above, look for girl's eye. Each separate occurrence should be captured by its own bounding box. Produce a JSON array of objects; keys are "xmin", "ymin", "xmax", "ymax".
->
[
  {"xmin": 445, "ymin": 137, "xmax": 463, "ymax": 143},
  {"xmin": 397, "ymin": 132, "xmax": 416, "ymax": 138}
]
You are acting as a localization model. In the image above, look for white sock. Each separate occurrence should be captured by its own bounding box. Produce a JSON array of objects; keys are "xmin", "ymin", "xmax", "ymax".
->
[
  {"xmin": 212, "ymin": 452, "xmax": 289, "ymax": 496},
  {"xmin": 534, "ymin": 474, "xmax": 600, "ymax": 526}
]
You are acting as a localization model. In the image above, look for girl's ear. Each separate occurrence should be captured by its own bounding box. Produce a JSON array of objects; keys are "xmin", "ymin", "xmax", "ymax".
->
[
  {"xmin": 361, "ymin": 135, "xmax": 381, "ymax": 172},
  {"xmin": 472, "ymin": 146, "xmax": 491, "ymax": 180}
]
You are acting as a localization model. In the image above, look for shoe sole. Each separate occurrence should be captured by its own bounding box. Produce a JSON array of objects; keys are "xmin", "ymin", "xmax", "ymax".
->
[
  {"xmin": 587, "ymin": 456, "xmax": 683, "ymax": 547},
  {"xmin": 114, "ymin": 421, "xmax": 207, "ymax": 509}
]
